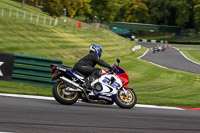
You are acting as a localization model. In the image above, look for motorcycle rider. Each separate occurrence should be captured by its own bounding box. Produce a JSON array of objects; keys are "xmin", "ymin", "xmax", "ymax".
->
[{"xmin": 73, "ymin": 44, "xmax": 113, "ymax": 90}]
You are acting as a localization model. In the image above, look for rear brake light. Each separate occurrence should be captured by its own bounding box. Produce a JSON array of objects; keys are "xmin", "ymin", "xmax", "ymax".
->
[{"xmin": 51, "ymin": 66, "xmax": 56, "ymax": 73}]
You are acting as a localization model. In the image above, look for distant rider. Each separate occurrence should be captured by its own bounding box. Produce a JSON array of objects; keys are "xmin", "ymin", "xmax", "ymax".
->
[{"xmin": 73, "ymin": 44, "xmax": 113, "ymax": 90}]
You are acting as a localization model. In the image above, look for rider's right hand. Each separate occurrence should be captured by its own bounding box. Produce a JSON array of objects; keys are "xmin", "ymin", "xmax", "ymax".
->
[{"xmin": 110, "ymin": 65, "xmax": 117, "ymax": 72}]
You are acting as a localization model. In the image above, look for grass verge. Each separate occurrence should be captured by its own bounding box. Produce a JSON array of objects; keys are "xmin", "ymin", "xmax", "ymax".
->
[
  {"xmin": 0, "ymin": 0, "xmax": 200, "ymax": 108},
  {"xmin": 173, "ymin": 45, "xmax": 200, "ymax": 64}
]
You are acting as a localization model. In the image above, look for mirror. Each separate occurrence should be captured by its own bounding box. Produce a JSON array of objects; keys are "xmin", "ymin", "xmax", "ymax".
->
[{"xmin": 116, "ymin": 58, "xmax": 120, "ymax": 66}]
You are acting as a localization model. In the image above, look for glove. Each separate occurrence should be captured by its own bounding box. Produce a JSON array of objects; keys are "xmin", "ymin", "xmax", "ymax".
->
[{"xmin": 110, "ymin": 65, "xmax": 117, "ymax": 72}]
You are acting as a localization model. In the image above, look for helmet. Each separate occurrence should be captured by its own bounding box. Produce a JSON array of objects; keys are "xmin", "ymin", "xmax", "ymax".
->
[{"xmin": 90, "ymin": 44, "xmax": 102, "ymax": 57}]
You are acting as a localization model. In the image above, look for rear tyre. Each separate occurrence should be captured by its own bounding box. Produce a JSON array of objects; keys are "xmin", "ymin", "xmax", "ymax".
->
[
  {"xmin": 52, "ymin": 80, "xmax": 79, "ymax": 105},
  {"xmin": 115, "ymin": 87, "xmax": 137, "ymax": 109}
]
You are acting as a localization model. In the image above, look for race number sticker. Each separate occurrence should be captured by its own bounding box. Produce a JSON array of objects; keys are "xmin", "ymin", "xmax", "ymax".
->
[{"xmin": 102, "ymin": 77, "xmax": 120, "ymax": 89}]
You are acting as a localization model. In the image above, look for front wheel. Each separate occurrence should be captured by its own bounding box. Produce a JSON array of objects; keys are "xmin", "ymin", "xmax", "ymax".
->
[
  {"xmin": 52, "ymin": 80, "xmax": 79, "ymax": 105},
  {"xmin": 115, "ymin": 87, "xmax": 137, "ymax": 109}
]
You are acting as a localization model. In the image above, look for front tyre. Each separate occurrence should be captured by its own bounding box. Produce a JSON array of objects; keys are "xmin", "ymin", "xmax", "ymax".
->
[
  {"xmin": 115, "ymin": 87, "xmax": 137, "ymax": 109},
  {"xmin": 52, "ymin": 80, "xmax": 79, "ymax": 105}
]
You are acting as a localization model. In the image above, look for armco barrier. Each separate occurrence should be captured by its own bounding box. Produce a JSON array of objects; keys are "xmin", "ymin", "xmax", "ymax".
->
[
  {"xmin": 131, "ymin": 38, "xmax": 168, "ymax": 44},
  {"xmin": 12, "ymin": 54, "xmax": 62, "ymax": 87},
  {"xmin": 131, "ymin": 38, "xmax": 200, "ymax": 45},
  {"xmin": 0, "ymin": 52, "xmax": 14, "ymax": 81},
  {"xmin": 168, "ymin": 41, "xmax": 200, "ymax": 45}
]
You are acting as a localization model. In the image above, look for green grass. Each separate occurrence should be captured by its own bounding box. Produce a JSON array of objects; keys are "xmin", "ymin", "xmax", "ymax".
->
[
  {"xmin": 0, "ymin": 0, "xmax": 200, "ymax": 108},
  {"xmin": 0, "ymin": 80, "xmax": 51, "ymax": 96},
  {"xmin": 0, "ymin": 17, "xmax": 133, "ymax": 65},
  {"xmin": 137, "ymin": 34, "xmax": 174, "ymax": 41},
  {"xmin": 0, "ymin": 0, "xmax": 95, "ymax": 30},
  {"xmin": 172, "ymin": 35, "xmax": 200, "ymax": 42},
  {"xmin": 0, "ymin": 0, "xmax": 58, "ymax": 28},
  {"xmin": 181, "ymin": 51, "xmax": 200, "ymax": 64},
  {"xmin": 0, "ymin": 0, "xmax": 46, "ymax": 15},
  {"xmin": 172, "ymin": 46, "xmax": 200, "ymax": 64}
]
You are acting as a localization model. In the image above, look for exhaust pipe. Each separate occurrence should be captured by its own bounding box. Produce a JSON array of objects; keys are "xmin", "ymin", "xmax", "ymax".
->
[
  {"xmin": 60, "ymin": 76, "xmax": 82, "ymax": 90},
  {"xmin": 60, "ymin": 76, "xmax": 90, "ymax": 101},
  {"xmin": 60, "ymin": 76, "xmax": 108, "ymax": 104}
]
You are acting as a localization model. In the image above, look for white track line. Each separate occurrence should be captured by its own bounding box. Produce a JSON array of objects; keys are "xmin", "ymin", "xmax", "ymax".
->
[
  {"xmin": 0, "ymin": 132, "xmax": 14, "ymax": 133},
  {"xmin": 137, "ymin": 46, "xmax": 200, "ymax": 70},
  {"xmin": 137, "ymin": 48, "xmax": 149, "ymax": 59},
  {"xmin": 0, "ymin": 93, "xmax": 54, "ymax": 100},
  {"xmin": 173, "ymin": 47, "xmax": 200, "ymax": 66},
  {"xmin": 137, "ymin": 48, "xmax": 169, "ymax": 69},
  {"xmin": 0, "ymin": 93, "xmax": 185, "ymax": 111},
  {"xmin": 146, "ymin": 61, "xmax": 169, "ymax": 69},
  {"xmin": 135, "ymin": 104, "xmax": 184, "ymax": 110}
]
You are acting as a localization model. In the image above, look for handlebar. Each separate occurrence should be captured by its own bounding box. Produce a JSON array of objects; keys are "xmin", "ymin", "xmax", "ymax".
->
[{"xmin": 109, "ymin": 65, "xmax": 118, "ymax": 74}]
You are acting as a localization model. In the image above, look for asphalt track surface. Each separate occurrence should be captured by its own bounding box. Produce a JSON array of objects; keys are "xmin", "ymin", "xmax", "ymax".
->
[
  {"xmin": 138, "ymin": 42, "xmax": 200, "ymax": 74},
  {"xmin": 0, "ymin": 95, "xmax": 200, "ymax": 133},
  {"xmin": 1, "ymin": 43, "xmax": 200, "ymax": 133}
]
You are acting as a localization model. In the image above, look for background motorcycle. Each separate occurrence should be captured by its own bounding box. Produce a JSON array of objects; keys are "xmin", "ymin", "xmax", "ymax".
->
[{"xmin": 50, "ymin": 58, "xmax": 137, "ymax": 109}]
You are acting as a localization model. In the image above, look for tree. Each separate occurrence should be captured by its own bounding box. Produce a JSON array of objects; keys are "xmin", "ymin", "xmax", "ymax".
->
[
  {"xmin": 77, "ymin": 0, "xmax": 92, "ymax": 22},
  {"xmin": 171, "ymin": 0, "xmax": 194, "ymax": 28},
  {"xmin": 193, "ymin": 0, "xmax": 200, "ymax": 34},
  {"xmin": 122, "ymin": 0, "xmax": 149, "ymax": 23},
  {"xmin": 77, "ymin": 0, "xmax": 92, "ymax": 16},
  {"xmin": 30, "ymin": 0, "xmax": 40, "ymax": 6},
  {"xmin": 61, "ymin": 0, "xmax": 84, "ymax": 18},
  {"xmin": 147, "ymin": 0, "xmax": 173, "ymax": 25},
  {"xmin": 21, "ymin": 0, "xmax": 25, "ymax": 9},
  {"xmin": 42, "ymin": 0, "xmax": 90, "ymax": 18},
  {"xmin": 91, "ymin": 0, "xmax": 125, "ymax": 22},
  {"xmin": 42, "ymin": 0, "xmax": 63, "ymax": 17},
  {"xmin": 21, "ymin": 0, "xmax": 43, "ymax": 6}
]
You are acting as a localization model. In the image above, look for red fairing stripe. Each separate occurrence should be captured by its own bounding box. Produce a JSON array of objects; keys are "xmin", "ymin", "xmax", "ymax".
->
[{"xmin": 123, "ymin": 85, "xmax": 133, "ymax": 89}]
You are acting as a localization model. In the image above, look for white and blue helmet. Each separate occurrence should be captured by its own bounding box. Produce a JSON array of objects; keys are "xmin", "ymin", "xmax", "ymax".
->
[{"xmin": 90, "ymin": 44, "xmax": 102, "ymax": 57}]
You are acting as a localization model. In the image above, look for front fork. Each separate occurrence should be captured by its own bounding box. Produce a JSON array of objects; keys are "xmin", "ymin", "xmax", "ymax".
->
[{"xmin": 121, "ymin": 87, "xmax": 128, "ymax": 97}]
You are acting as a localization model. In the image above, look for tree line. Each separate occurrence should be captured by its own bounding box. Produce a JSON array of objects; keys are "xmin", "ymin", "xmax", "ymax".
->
[{"xmin": 14, "ymin": 0, "xmax": 200, "ymax": 32}]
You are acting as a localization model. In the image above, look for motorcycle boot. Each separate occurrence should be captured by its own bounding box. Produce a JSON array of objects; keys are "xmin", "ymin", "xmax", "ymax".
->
[
  {"xmin": 81, "ymin": 76, "xmax": 95, "ymax": 90},
  {"xmin": 81, "ymin": 69, "xmax": 102, "ymax": 90}
]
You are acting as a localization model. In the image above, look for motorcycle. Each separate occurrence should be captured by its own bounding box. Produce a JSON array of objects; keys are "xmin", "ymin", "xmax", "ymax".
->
[{"xmin": 50, "ymin": 58, "xmax": 137, "ymax": 109}]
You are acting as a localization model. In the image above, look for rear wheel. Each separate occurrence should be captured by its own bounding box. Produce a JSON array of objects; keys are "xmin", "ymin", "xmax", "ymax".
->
[
  {"xmin": 52, "ymin": 80, "xmax": 79, "ymax": 105},
  {"xmin": 115, "ymin": 87, "xmax": 137, "ymax": 109}
]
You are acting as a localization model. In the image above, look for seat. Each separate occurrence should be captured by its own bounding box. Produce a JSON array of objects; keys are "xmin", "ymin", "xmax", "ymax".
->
[{"xmin": 72, "ymin": 69, "xmax": 86, "ymax": 78}]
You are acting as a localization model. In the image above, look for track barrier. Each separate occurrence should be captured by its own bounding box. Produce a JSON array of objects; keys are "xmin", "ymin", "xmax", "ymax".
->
[
  {"xmin": 131, "ymin": 38, "xmax": 168, "ymax": 44},
  {"xmin": 0, "ymin": 52, "xmax": 62, "ymax": 87},
  {"xmin": 131, "ymin": 38, "xmax": 200, "ymax": 45}
]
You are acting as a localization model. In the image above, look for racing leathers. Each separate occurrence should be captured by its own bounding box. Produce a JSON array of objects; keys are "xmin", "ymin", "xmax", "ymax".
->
[{"xmin": 73, "ymin": 51, "xmax": 112, "ymax": 89}]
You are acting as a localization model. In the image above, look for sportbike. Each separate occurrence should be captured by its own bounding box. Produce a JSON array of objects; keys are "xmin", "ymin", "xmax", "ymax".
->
[{"xmin": 51, "ymin": 58, "xmax": 137, "ymax": 109}]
